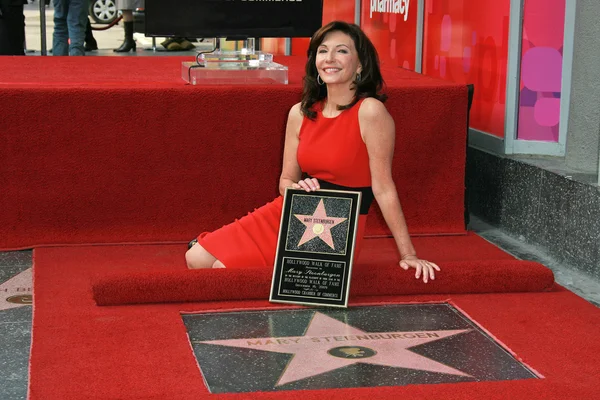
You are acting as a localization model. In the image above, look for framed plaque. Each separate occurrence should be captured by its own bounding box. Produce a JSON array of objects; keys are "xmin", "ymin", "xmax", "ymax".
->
[{"xmin": 269, "ymin": 188, "xmax": 361, "ymax": 308}]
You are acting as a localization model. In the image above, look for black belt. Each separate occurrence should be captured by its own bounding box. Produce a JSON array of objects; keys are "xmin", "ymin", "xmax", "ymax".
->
[{"xmin": 304, "ymin": 174, "xmax": 374, "ymax": 215}]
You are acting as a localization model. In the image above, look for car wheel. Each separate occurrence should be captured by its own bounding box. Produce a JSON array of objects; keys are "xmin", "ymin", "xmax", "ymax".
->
[{"xmin": 89, "ymin": 0, "xmax": 118, "ymax": 25}]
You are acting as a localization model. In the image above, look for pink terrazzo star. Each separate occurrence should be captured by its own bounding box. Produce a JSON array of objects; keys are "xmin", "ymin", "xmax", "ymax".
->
[
  {"xmin": 294, "ymin": 199, "xmax": 347, "ymax": 249},
  {"xmin": 0, "ymin": 268, "xmax": 32, "ymax": 311},
  {"xmin": 198, "ymin": 312, "xmax": 472, "ymax": 386}
]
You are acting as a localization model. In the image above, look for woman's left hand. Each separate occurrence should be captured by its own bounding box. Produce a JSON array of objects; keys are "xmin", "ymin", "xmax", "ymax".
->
[{"xmin": 399, "ymin": 256, "xmax": 440, "ymax": 283}]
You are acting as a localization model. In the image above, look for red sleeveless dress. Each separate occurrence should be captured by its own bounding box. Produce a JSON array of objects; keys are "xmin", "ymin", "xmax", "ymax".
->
[{"xmin": 197, "ymin": 99, "xmax": 371, "ymax": 269}]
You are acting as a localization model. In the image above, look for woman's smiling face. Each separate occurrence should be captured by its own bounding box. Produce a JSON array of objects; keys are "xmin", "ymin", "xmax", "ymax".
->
[{"xmin": 315, "ymin": 30, "xmax": 362, "ymax": 86}]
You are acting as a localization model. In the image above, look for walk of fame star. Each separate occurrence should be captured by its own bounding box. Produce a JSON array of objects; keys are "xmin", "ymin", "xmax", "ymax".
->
[
  {"xmin": 294, "ymin": 199, "xmax": 347, "ymax": 249},
  {"xmin": 197, "ymin": 311, "xmax": 472, "ymax": 386},
  {"xmin": 0, "ymin": 268, "xmax": 32, "ymax": 311}
]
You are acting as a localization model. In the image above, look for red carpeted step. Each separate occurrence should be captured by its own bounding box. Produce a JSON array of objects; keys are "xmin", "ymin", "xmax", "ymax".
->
[
  {"xmin": 92, "ymin": 260, "xmax": 555, "ymax": 306},
  {"xmin": 0, "ymin": 57, "xmax": 468, "ymax": 250}
]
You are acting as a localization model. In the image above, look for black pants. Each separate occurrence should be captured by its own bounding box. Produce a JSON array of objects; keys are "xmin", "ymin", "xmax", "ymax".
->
[{"xmin": 0, "ymin": 1, "xmax": 25, "ymax": 55}]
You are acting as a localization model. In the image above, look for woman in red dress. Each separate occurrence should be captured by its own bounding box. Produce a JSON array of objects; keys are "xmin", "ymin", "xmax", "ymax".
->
[{"xmin": 186, "ymin": 21, "xmax": 440, "ymax": 283}]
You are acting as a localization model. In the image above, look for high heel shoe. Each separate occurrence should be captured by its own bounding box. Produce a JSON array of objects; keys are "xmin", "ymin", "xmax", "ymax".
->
[
  {"xmin": 113, "ymin": 21, "xmax": 136, "ymax": 53},
  {"xmin": 113, "ymin": 40, "xmax": 136, "ymax": 52}
]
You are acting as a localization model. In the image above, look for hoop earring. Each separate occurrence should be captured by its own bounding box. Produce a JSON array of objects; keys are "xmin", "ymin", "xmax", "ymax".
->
[
  {"xmin": 356, "ymin": 72, "xmax": 362, "ymax": 82},
  {"xmin": 317, "ymin": 75, "xmax": 324, "ymax": 85}
]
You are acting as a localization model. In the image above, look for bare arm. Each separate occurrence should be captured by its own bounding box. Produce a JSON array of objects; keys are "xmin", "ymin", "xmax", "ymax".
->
[
  {"xmin": 279, "ymin": 103, "xmax": 320, "ymax": 195},
  {"xmin": 359, "ymin": 98, "xmax": 439, "ymax": 283}
]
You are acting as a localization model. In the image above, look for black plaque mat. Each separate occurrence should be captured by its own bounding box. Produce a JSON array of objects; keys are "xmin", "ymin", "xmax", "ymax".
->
[
  {"xmin": 270, "ymin": 189, "xmax": 361, "ymax": 308},
  {"xmin": 182, "ymin": 303, "xmax": 539, "ymax": 393}
]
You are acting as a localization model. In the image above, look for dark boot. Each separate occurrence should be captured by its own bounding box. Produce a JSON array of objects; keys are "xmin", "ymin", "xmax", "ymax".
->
[
  {"xmin": 85, "ymin": 20, "xmax": 98, "ymax": 51},
  {"xmin": 113, "ymin": 21, "xmax": 136, "ymax": 52}
]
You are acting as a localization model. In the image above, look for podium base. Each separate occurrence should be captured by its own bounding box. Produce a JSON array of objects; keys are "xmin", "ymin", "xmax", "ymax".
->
[{"xmin": 181, "ymin": 61, "xmax": 288, "ymax": 85}]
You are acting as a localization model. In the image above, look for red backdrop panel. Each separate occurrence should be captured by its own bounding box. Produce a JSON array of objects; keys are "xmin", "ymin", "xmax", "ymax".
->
[
  {"xmin": 360, "ymin": 0, "xmax": 417, "ymax": 70},
  {"xmin": 423, "ymin": 0, "xmax": 510, "ymax": 137}
]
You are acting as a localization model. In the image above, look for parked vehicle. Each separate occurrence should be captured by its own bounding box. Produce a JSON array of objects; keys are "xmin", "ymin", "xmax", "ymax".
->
[{"xmin": 89, "ymin": 0, "xmax": 118, "ymax": 24}]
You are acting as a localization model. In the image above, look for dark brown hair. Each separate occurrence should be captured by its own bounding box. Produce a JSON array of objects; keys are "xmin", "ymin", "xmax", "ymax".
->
[{"xmin": 301, "ymin": 21, "xmax": 387, "ymax": 119}]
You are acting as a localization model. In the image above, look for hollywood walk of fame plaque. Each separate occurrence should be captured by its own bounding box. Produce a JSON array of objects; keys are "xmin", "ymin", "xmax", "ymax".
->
[
  {"xmin": 270, "ymin": 188, "xmax": 361, "ymax": 308},
  {"xmin": 182, "ymin": 303, "xmax": 539, "ymax": 394}
]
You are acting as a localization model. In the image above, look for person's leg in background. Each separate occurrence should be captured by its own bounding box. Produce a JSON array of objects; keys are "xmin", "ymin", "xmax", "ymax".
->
[
  {"xmin": 113, "ymin": 8, "xmax": 134, "ymax": 52},
  {"xmin": 66, "ymin": 0, "xmax": 87, "ymax": 56},
  {"xmin": 0, "ymin": 1, "xmax": 8, "ymax": 54},
  {"xmin": 52, "ymin": 0, "xmax": 69, "ymax": 55},
  {"xmin": 18, "ymin": 0, "xmax": 25, "ymax": 54},
  {"xmin": 0, "ymin": 0, "xmax": 26, "ymax": 55},
  {"xmin": 85, "ymin": 17, "xmax": 97, "ymax": 51},
  {"xmin": 0, "ymin": 0, "xmax": 11, "ymax": 55}
]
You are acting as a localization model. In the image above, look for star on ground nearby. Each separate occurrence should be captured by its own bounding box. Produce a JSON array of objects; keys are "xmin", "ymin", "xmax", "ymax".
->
[
  {"xmin": 197, "ymin": 312, "xmax": 472, "ymax": 386},
  {"xmin": 0, "ymin": 268, "xmax": 32, "ymax": 311},
  {"xmin": 294, "ymin": 199, "xmax": 347, "ymax": 249}
]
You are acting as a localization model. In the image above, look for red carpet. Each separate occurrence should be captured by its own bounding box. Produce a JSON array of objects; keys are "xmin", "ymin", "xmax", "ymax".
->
[
  {"xmin": 11, "ymin": 56, "xmax": 594, "ymax": 399},
  {"xmin": 93, "ymin": 260, "xmax": 554, "ymax": 306},
  {"xmin": 0, "ymin": 56, "xmax": 468, "ymax": 250},
  {"xmin": 29, "ymin": 238, "xmax": 600, "ymax": 399},
  {"xmin": 92, "ymin": 234, "xmax": 554, "ymax": 305}
]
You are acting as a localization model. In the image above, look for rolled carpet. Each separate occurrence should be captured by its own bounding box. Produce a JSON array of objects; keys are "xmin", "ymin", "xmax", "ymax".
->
[{"xmin": 92, "ymin": 260, "xmax": 555, "ymax": 306}]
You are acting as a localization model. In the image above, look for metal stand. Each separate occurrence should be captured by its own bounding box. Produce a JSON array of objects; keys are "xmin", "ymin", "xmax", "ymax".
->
[
  {"xmin": 39, "ymin": 0, "xmax": 48, "ymax": 55},
  {"xmin": 245, "ymin": 38, "xmax": 255, "ymax": 53}
]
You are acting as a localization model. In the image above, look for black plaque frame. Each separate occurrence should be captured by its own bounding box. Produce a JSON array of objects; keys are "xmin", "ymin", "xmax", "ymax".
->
[{"xmin": 270, "ymin": 188, "xmax": 361, "ymax": 308}]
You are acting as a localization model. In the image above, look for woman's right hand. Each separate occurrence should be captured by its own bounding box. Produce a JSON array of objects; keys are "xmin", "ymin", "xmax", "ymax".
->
[{"xmin": 291, "ymin": 177, "xmax": 320, "ymax": 192}]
